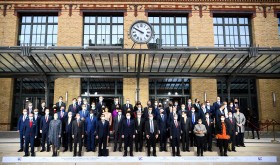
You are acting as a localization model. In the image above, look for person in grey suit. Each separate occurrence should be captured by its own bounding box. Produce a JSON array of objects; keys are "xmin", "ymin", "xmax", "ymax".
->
[
  {"xmin": 234, "ymin": 108, "xmax": 246, "ymax": 147},
  {"xmin": 113, "ymin": 109, "xmax": 125, "ymax": 152},
  {"xmin": 193, "ymin": 118, "xmax": 207, "ymax": 157}
]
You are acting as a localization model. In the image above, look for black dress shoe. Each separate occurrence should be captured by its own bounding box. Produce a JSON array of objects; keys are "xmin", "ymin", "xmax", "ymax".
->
[
  {"xmin": 23, "ymin": 154, "xmax": 29, "ymax": 157},
  {"xmin": 153, "ymin": 154, "xmax": 157, "ymax": 157},
  {"xmin": 139, "ymin": 149, "xmax": 142, "ymax": 152},
  {"xmin": 18, "ymin": 149, "xmax": 23, "ymax": 152},
  {"xmin": 73, "ymin": 154, "xmax": 76, "ymax": 157},
  {"xmin": 92, "ymin": 149, "xmax": 96, "ymax": 152},
  {"xmin": 201, "ymin": 154, "xmax": 203, "ymax": 157},
  {"xmin": 123, "ymin": 154, "xmax": 127, "ymax": 157},
  {"xmin": 224, "ymin": 153, "xmax": 228, "ymax": 156},
  {"xmin": 130, "ymin": 154, "xmax": 134, "ymax": 157},
  {"xmin": 113, "ymin": 149, "xmax": 116, "ymax": 152},
  {"xmin": 63, "ymin": 149, "xmax": 68, "ymax": 152},
  {"xmin": 208, "ymin": 149, "xmax": 212, "ymax": 152},
  {"xmin": 177, "ymin": 154, "xmax": 181, "ymax": 157},
  {"xmin": 197, "ymin": 154, "xmax": 200, "ymax": 156},
  {"xmin": 186, "ymin": 150, "xmax": 190, "ymax": 152},
  {"xmin": 31, "ymin": 153, "xmax": 35, "ymax": 157},
  {"xmin": 232, "ymin": 150, "xmax": 237, "ymax": 152},
  {"xmin": 78, "ymin": 153, "xmax": 82, "ymax": 156},
  {"xmin": 220, "ymin": 152, "xmax": 224, "ymax": 156},
  {"xmin": 40, "ymin": 149, "xmax": 45, "ymax": 152},
  {"xmin": 119, "ymin": 149, "xmax": 122, "ymax": 152}
]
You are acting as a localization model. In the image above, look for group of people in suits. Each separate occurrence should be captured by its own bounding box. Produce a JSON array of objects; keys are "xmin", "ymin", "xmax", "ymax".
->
[{"xmin": 17, "ymin": 96, "xmax": 246, "ymax": 157}]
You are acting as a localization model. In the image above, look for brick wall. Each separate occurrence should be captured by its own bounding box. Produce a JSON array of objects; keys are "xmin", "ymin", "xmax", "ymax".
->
[
  {"xmin": 190, "ymin": 79, "xmax": 217, "ymax": 104},
  {"xmin": 53, "ymin": 78, "xmax": 81, "ymax": 109},
  {"xmin": 256, "ymin": 79, "xmax": 280, "ymax": 130},
  {"xmin": 0, "ymin": 8, "xmax": 18, "ymax": 46},
  {"xmin": 0, "ymin": 78, "xmax": 14, "ymax": 131}
]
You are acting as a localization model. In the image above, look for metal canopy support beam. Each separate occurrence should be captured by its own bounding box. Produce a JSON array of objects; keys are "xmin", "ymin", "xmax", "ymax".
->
[
  {"xmin": 44, "ymin": 77, "xmax": 50, "ymax": 107},
  {"xmin": 136, "ymin": 53, "xmax": 142, "ymax": 101}
]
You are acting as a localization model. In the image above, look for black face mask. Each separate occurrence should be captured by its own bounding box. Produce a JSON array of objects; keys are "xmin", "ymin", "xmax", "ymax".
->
[{"xmin": 159, "ymin": 105, "xmax": 162, "ymax": 108}]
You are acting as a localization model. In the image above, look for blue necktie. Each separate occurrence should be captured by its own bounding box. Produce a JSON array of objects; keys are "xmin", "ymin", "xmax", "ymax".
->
[{"xmin": 192, "ymin": 114, "xmax": 195, "ymax": 124}]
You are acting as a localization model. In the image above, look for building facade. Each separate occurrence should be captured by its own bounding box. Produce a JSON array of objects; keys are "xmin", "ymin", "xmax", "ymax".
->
[{"xmin": 0, "ymin": 0, "xmax": 280, "ymax": 131}]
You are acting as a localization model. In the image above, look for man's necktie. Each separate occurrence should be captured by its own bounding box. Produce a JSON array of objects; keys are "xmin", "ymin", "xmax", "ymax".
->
[
  {"xmin": 150, "ymin": 120, "xmax": 154, "ymax": 133},
  {"xmin": 46, "ymin": 116, "xmax": 48, "ymax": 122},
  {"xmin": 192, "ymin": 114, "xmax": 195, "ymax": 124}
]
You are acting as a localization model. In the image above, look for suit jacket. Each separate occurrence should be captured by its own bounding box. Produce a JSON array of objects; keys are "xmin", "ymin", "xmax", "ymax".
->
[
  {"xmin": 188, "ymin": 111, "xmax": 199, "ymax": 126},
  {"xmin": 216, "ymin": 109, "xmax": 225, "ymax": 123},
  {"xmin": 65, "ymin": 117, "xmax": 73, "ymax": 134},
  {"xmin": 170, "ymin": 120, "xmax": 181, "ymax": 138},
  {"xmin": 40, "ymin": 115, "xmax": 53, "ymax": 133},
  {"xmin": 215, "ymin": 120, "xmax": 231, "ymax": 135},
  {"xmin": 157, "ymin": 114, "xmax": 168, "ymax": 133},
  {"xmin": 55, "ymin": 102, "xmax": 66, "ymax": 112},
  {"xmin": 23, "ymin": 119, "xmax": 38, "ymax": 138},
  {"xmin": 39, "ymin": 106, "xmax": 47, "ymax": 116},
  {"xmin": 145, "ymin": 119, "xmax": 159, "ymax": 135},
  {"xmin": 85, "ymin": 116, "xmax": 97, "ymax": 133},
  {"xmin": 168, "ymin": 112, "xmax": 178, "ymax": 127},
  {"xmin": 213, "ymin": 101, "xmax": 221, "ymax": 115},
  {"xmin": 17, "ymin": 115, "xmax": 28, "ymax": 132},
  {"xmin": 96, "ymin": 102, "xmax": 106, "ymax": 115},
  {"xmin": 113, "ymin": 115, "xmax": 125, "ymax": 132},
  {"xmin": 226, "ymin": 117, "xmax": 238, "ymax": 133},
  {"xmin": 135, "ymin": 117, "xmax": 145, "ymax": 134},
  {"xmin": 96, "ymin": 120, "xmax": 109, "ymax": 138},
  {"xmin": 122, "ymin": 119, "xmax": 135, "ymax": 137},
  {"xmin": 68, "ymin": 104, "xmax": 78, "ymax": 117},
  {"xmin": 58, "ymin": 110, "xmax": 68, "ymax": 122},
  {"xmin": 203, "ymin": 118, "xmax": 214, "ymax": 135},
  {"xmin": 234, "ymin": 113, "xmax": 246, "ymax": 133},
  {"xmin": 33, "ymin": 114, "xmax": 41, "ymax": 135},
  {"xmin": 79, "ymin": 110, "xmax": 89, "ymax": 120},
  {"xmin": 181, "ymin": 117, "xmax": 191, "ymax": 133},
  {"xmin": 72, "ymin": 119, "xmax": 84, "ymax": 137},
  {"xmin": 122, "ymin": 104, "xmax": 133, "ymax": 114}
]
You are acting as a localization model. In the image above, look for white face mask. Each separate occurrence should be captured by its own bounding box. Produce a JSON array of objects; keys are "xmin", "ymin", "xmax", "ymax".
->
[
  {"xmin": 181, "ymin": 106, "xmax": 185, "ymax": 109},
  {"xmin": 115, "ymin": 101, "xmax": 119, "ymax": 104},
  {"xmin": 34, "ymin": 112, "xmax": 38, "ymax": 115},
  {"xmin": 92, "ymin": 105, "xmax": 95, "ymax": 108},
  {"xmin": 90, "ymin": 114, "xmax": 93, "ymax": 117},
  {"xmin": 188, "ymin": 101, "xmax": 191, "ymax": 104},
  {"xmin": 230, "ymin": 105, "xmax": 233, "ymax": 107},
  {"xmin": 175, "ymin": 103, "xmax": 178, "ymax": 106},
  {"xmin": 138, "ymin": 108, "xmax": 141, "ymax": 110},
  {"xmin": 206, "ymin": 103, "xmax": 210, "ymax": 106},
  {"xmin": 155, "ymin": 103, "xmax": 158, "ymax": 106},
  {"xmin": 221, "ymin": 118, "xmax": 225, "ymax": 121},
  {"xmin": 68, "ymin": 115, "xmax": 72, "ymax": 118},
  {"xmin": 29, "ymin": 117, "xmax": 33, "ymax": 120},
  {"xmin": 198, "ymin": 121, "xmax": 202, "ymax": 124},
  {"xmin": 118, "ymin": 112, "xmax": 122, "ymax": 115},
  {"xmin": 126, "ymin": 101, "xmax": 130, "ymax": 104},
  {"xmin": 100, "ymin": 99, "xmax": 103, "ymax": 102},
  {"xmin": 229, "ymin": 115, "xmax": 232, "ymax": 118},
  {"xmin": 149, "ymin": 117, "xmax": 153, "ymax": 120},
  {"xmin": 23, "ymin": 112, "xmax": 27, "ymax": 115},
  {"xmin": 73, "ymin": 101, "xmax": 76, "ymax": 104},
  {"xmin": 126, "ymin": 116, "xmax": 131, "ymax": 119},
  {"xmin": 191, "ymin": 110, "xmax": 195, "ymax": 113},
  {"xmin": 77, "ymin": 117, "xmax": 80, "ymax": 121},
  {"xmin": 174, "ymin": 117, "xmax": 178, "ymax": 120},
  {"xmin": 137, "ymin": 115, "xmax": 141, "ymax": 118},
  {"xmin": 54, "ymin": 116, "xmax": 58, "ymax": 120},
  {"xmin": 101, "ymin": 117, "xmax": 105, "ymax": 120},
  {"xmin": 45, "ymin": 112, "xmax": 49, "ymax": 115},
  {"xmin": 28, "ymin": 106, "xmax": 32, "ymax": 108},
  {"xmin": 217, "ymin": 100, "xmax": 220, "ymax": 102}
]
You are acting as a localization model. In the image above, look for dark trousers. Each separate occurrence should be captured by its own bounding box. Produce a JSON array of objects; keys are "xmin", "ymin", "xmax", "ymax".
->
[
  {"xmin": 181, "ymin": 131, "xmax": 189, "ymax": 151},
  {"xmin": 87, "ymin": 130, "xmax": 95, "ymax": 151},
  {"xmin": 196, "ymin": 136, "xmax": 205, "ymax": 156},
  {"xmin": 147, "ymin": 133, "xmax": 156, "ymax": 156},
  {"xmin": 204, "ymin": 133, "xmax": 212, "ymax": 151},
  {"xmin": 98, "ymin": 136, "xmax": 107, "ymax": 156},
  {"xmin": 229, "ymin": 132, "xmax": 236, "ymax": 150},
  {"xmin": 218, "ymin": 139, "xmax": 228, "ymax": 155},
  {"xmin": 135, "ymin": 132, "xmax": 143, "ymax": 151},
  {"xmin": 124, "ymin": 134, "xmax": 133, "ymax": 155},
  {"xmin": 171, "ymin": 136, "xmax": 180, "ymax": 156},
  {"xmin": 61, "ymin": 132, "xmax": 66, "ymax": 148},
  {"xmin": 73, "ymin": 135, "xmax": 82, "ymax": 155},
  {"xmin": 19, "ymin": 131, "xmax": 24, "ymax": 150},
  {"xmin": 25, "ymin": 136, "xmax": 35, "ymax": 155},
  {"xmin": 65, "ymin": 132, "xmax": 72, "ymax": 151},
  {"xmin": 251, "ymin": 128, "xmax": 260, "ymax": 139},
  {"xmin": 41, "ymin": 131, "xmax": 50, "ymax": 150},
  {"xmin": 190, "ymin": 132, "xmax": 196, "ymax": 146},
  {"xmin": 159, "ymin": 131, "xmax": 167, "ymax": 151},
  {"xmin": 114, "ymin": 130, "xmax": 123, "ymax": 150},
  {"xmin": 236, "ymin": 133, "xmax": 245, "ymax": 146}
]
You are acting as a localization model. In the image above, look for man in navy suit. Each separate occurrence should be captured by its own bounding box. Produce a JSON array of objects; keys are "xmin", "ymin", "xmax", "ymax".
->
[
  {"xmin": 83, "ymin": 99, "xmax": 91, "ymax": 111},
  {"xmin": 113, "ymin": 109, "xmax": 125, "ymax": 152},
  {"xmin": 206, "ymin": 100, "xmax": 214, "ymax": 118},
  {"xmin": 189, "ymin": 107, "xmax": 199, "ymax": 147},
  {"xmin": 181, "ymin": 111, "xmax": 191, "ymax": 152},
  {"xmin": 58, "ymin": 106, "xmax": 67, "ymax": 149},
  {"xmin": 17, "ymin": 109, "xmax": 28, "ymax": 152},
  {"xmin": 213, "ymin": 97, "xmax": 222, "ymax": 117},
  {"xmin": 216, "ymin": 104, "xmax": 225, "ymax": 123},
  {"xmin": 122, "ymin": 98, "xmax": 133, "ymax": 115},
  {"xmin": 96, "ymin": 114, "xmax": 110, "ymax": 156},
  {"xmin": 170, "ymin": 114, "xmax": 181, "ymax": 157},
  {"xmin": 122, "ymin": 112, "xmax": 135, "ymax": 157},
  {"xmin": 68, "ymin": 98, "xmax": 78, "ymax": 118},
  {"xmin": 40, "ymin": 109, "xmax": 52, "ymax": 152},
  {"xmin": 145, "ymin": 113, "xmax": 159, "ymax": 156},
  {"xmin": 23, "ymin": 113, "xmax": 38, "ymax": 156},
  {"xmin": 157, "ymin": 108, "xmax": 168, "ymax": 152},
  {"xmin": 33, "ymin": 109, "xmax": 41, "ymax": 147},
  {"xmin": 96, "ymin": 96, "xmax": 106, "ymax": 117},
  {"xmin": 79, "ymin": 104, "xmax": 89, "ymax": 121},
  {"xmin": 55, "ymin": 96, "xmax": 66, "ymax": 113},
  {"xmin": 85, "ymin": 110, "xmax": 97, "ymax": 152},
  {"xmin": 203, "ymin": 112, "xmax": 214, "ymax": 152},
  {"xmin": 72, "ymin": 113, "xmax": 84, "ymax": 157},
  {"xmin": 64, "ymin": 111, "xmax": 73, "ymax": 152}
]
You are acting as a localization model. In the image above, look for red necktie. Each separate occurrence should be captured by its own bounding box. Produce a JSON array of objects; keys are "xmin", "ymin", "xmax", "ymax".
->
[
  {"xmin": 29, "ymin": 121, "xmax": 32, "ymax": 128},
  {"xmin": 175, "ymin": 120, "xmax": 178, "ymax": 128},
  {"xmin": 46, "ymin": 116, "xmax": 48, "ymax": 122}
]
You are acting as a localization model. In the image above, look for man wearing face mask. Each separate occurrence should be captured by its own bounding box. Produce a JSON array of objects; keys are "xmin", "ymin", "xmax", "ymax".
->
[
  {"xmin": 122, "ymin": 112, "xmax": 135, "ymax": 157},
  {"xmin": 180, "ymin": 111, "xmax": 191, "ymax": 152},
  {"xmin": 174, "ymin": 101, "xmax": 179, "ymax": 111},
  {"xmin": 194, "ymin": 99, "xmax": 201, "ymax": 111},
  {"xmin": 68, "ymin": 98, "xmax": 78, "ymax": 118},
  {"xmin": 187, "ymin": 99, "xmax": 193, "ymax": 111},
  {"xmin": 226, "ymin": 111, "xmax": 238, "ymax": 152},
  {"xmin": 205, "ymin": 100, "xmax": 214, "ymax": 117},
  {"xmin": 79, "ymin": 104, "xmax": 89, "ymax": 121},
  {"xmin": 96, "ymin": 114, "xmax": 110, "ymax": 156},
  {"xmin": 83, "ymin": 99, "xmax": 91, "ymax": 111},
  {"xmin": 33, "ymin": 109, "xmax": 41, "ymax": 148},
  {"xmin": 85, "ymin": 110, "xmax": 97, "ymax": 152},
  {"xmin": 165, "ymin": 101, "xmax": 173, "ymax": 119},
  {"xmin": 145, "ymin": 113, "xmax": 159, "ymax": 156},
  {"xmin": 113, "ymin": 109, "xmax": 125, "ymax": 152},
  {"xmin": 40, "ymin": 109, "xmax": 52, "ymax": 152},
  {"xmin": 170, "ymin": 114, "xmax": 181, "ymax": 157},
  {"xmin": 39, "ymin": 102, "xmax": 47, "ymax": 116},
  {"xmin": 157, "ymin": 108, "xmax": 168, "ymax": 152},
  {"xmin": 72, "ymin": 113, "xmax": 84, "ymax": 157},
  {"xmin": 223, "ymin": 101, "xmax": 229, "ymax": 118},
  {"xmin": 48, "ymin": 113, "xmax": 62, "ymax": 157},
  {"xmin": 216, "ymin": 105, "xmax": 225, "ymax": 124},
  {"xmin": 234, "ymin": 108, "xmax": 246, "ymax": 147},
  {"xmin": 77, "ymin": 96, "xmax": 83, "ymax": 111},
  {"xmin": 23, "ymin": 113, "xmax": 38, "ymax": 157},
  {"xmin": 153, "ymin": 100, "xmax": 160, "ymax": 119},
  {"xmin": 122, "ymin": 98, "xmax": 133, "ymax": 115},
  {"xmin": 135, "ymin": 111, "xmax": 145, "ymax": 152},
  {"xmin": 168, "ymin": 106, "xmax": 178, "ymax": 127},
  {"xmin": 203, "ymin": 112, "xmax": 214, "ymax": 152},
  {"xmin": 27, "ymin": 102, "xmax": 34, "ymax": 114},
  {"xmin": 194, "ymin": 118, "xmax": 207, "ymax": 157},
  {"xmin": 111, "ymin": 97, "xmax": 120, "ymax": 113},
  {"xmin": 17, "ymin": 109, "xmax": 28, "ymax": 152},
  {"xmin": 144, "ymin": 106, "xmax": 155, "ymax": 121},
  {"xmin": 234, "ymin": 99, "xmax": 239, "ymax": 109},
  {"xmin": 58, "ymin": 106, "xmax": 67, "ymax": 150},
  {"xmin": 213, "ymin": 97, "xmax": 222, "ymax": 117},
  {"xmin": 55, "ymin": 96, "xmax": 66, "ymax": 113},
  {"xmin": 64, "ymin": 112, "xmax": 73, "ymax": 152},
  {"xmin": 215, "ymin": 114, "xmax": 231, "ymax": 156},
  {"xmin": 96, "ymin": 96, "xmax": 106, "ymax": 116},
  {"xmin": 91, "ymin": 102, "xmax": 98, "ymax": 117},
  {"xmin": 188, "ymin": 107, "xmax": 198, "ymax": 147},
  {"xmin": 228, "ymin": 102, "xmax": 236, "ymax": 114}
]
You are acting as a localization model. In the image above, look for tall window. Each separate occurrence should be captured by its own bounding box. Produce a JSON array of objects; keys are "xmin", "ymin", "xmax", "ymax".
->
[
  {"xmin": 214, "ymin": 17, "xmax": 251, "ymax": 47},
  {"xmin": 18, "ymin": 15, "xmax": 58, "ymax": 46},
  {"xmin": 148, "ymin": 15, "xmax": 188, "ymax": 48},
  {"xmin": 83, "ymin": 15, "xmax": 124, "ymax": 47}
]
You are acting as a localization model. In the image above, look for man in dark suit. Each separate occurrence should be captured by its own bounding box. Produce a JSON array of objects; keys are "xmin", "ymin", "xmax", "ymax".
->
[
  {"xmin": 72, "ymin": 113, "xmax": 84, "ymax": 156},
  {"xmin": 203, "ymin": 112, "xmax": 214, "ymax": 152},
  {"xmin": 79, "ymin": 104, "xmax": 89, "ymax": 121},
  {"xmin": 77, "ymin": 96, "xmax": 83, "ymax": 112},
  {"xmin": 187, "ymin": 99, "xmax": 193, "ymax": 112},
  {"xmin": 216, "ymin": 105, "xmax": 225, "ymax": 123},
  {"xmin": 27, "ymin": 102, "xmax": 34, "ymax": 114},
  {"xmin": 226, "ymin": 111, "xmax": 238, "ymax": 152},
  {"xmin": 122, "ymin": 112, "xmax": 135, "ymax": 156},
  {"xmin": 39, "ymin": 102, "xmax": 47, "ymax": 116},
  {"xmin": 181, "ymin": 111, "xmax": 191, "ymax": 152},
  {"xmin": 170, "ymin": 114, "xmax": 181, "ymax": 156},
  {"xmin": 135, "ymin": 112, "xmax": 145, "ymax": 152},
  {"xmin": 122, "ymin": 98, "xmax": 133, "ymax": 115},
  {"xmin": 17, "ymin": 109, "xmax": 28, "ymax": 152},
  {"xmin": 68, "ymin": 98, "xmax": 78, "ymax": 118},
  {"xmin": 206, "ymin": 100, "xmax": 214, "ymax": 118},
  {"xmin": 143, "ymin": 106, "xmax": 155, "ymax": 121},
  {"xmin": 194, "ymin": 99, "xmax": 201, "ymax": 111},
  {"xmin": 188, "ymin": 107, "xmax": 199, "ymax": 147},
  {"xmin": 64, "ymin": 111, "xmax": 73, "ymax": 152},
  {"xmin": 96, "ymin": 114, "xmax": 110, "ymax": 156},
  {"xmin": 164, "ymin": 101, "xmax": 173, "ymax": 119},
  {"xmin": 111, "ymin": 97, "xmax": 120, "ymax": 113},
  {"xmin": 40, "ymin": 109, "xmax": 52, "ymax": 152},
  {"xmin": 23, "ymin": 113, "xmax": 38, "ymax": 156},
  {"xmin": 157, "ymin": 108, "xmax": 168, "ymax": 152},
  {"xmin": 85, "ymin": 110, "xmax": 97, "ymax": 152},
  {"xmin": 33, "ymin": 109, "xmax": 41, "ymax": 147},
  {"xmin": 83, "ymin": 99, "xmax": 91, "ymax": 111},
  {"xmin": 213, "ymin": 97, "xmax": 222, "ymax": 117},
  {"xmin": 58, "ymin": 106, "xmax": 67, "ymax": 149},
  {"xmin": 55, "ymin": 96, "xmax": 66, "ymax": 113},
  {"xmin": 145, "ymin": 113, "xmax": 159, "ymax": 156},
  {"xmin": 113, "ymin": 109, "xmax": 125, "ymax": 152}
]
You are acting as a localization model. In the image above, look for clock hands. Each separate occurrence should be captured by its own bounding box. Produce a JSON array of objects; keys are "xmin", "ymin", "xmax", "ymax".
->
[{"xmin": 133, "ymin": 27, "xmax": 144, "ymax": 34}]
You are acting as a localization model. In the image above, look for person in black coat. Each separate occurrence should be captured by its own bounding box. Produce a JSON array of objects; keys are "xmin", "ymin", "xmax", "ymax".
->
[
  {"xmin": 96, "ymin": 96, "xmax": 106, "ymax": 116},
  {"xmin": 181, "ymin": 111, "xmax": 191, "ymax": 152},
  {"xmin": 17, "ymin": 109, "xmax": 28, "ymax": 152},
  {"xmin": 68, "ymin": 98, "xmax": 78, "ymax": 118},
  {"xmin": 203, "ymin": 112, "xmax": 214, "ymax": 152},
  {"xmin": 188, "ymin": 107, "xmax": 199, "ymax": 147},
  {"xmin": 39, "ymin": 102, "xmax": 47, "ymax": 116},
  {"xmin": 135, "ymin": 112, "xmax": 145, "ymax": 152},
  {"xmin": 157, "ymin": 108, "xmax": 168, "ymax": 152},
  {"xmin": 145, "ymin": 113, "xmax": 159, "ymax": 156},
  {"xmin": 55, "ymin": 96, "xmax": 66, "ymax": 114},
  {"xmin": 122, "ymin": 98, "xmax": 133, "ymax": 115},
  {"xmin": 72, "ymin": 113, "xmax": 84, "ymax": 157},
  {"xmin": 122, "ymin": 112, "xmax": 135, "ymax": 157},
  {"xmin": 40, "ymin": 109, "xmax": 52, "ymax": 152},
  {"xmin": 170, "ymin": 114, "xmax": 181, "ymax": 157},
  {"xmin": 113, "ymin": 109, "xmax": 125, "ymax": 152},
  {"xmin": 23, "ymin": 113, "xmax": 38, "ymax": 157},
  {"xmin": 33, "ymin": 109, "xmax": 41, "ymax": 147},
  {"xmin": 96, "ymin": 114, "xmax": 110, "ymax": 156},
  {"xmin": 226, "ymin": 111, "xmax": 238, "ymax": 152},
  {"xmin": 64, "ymin": 111, "xmax": 73, "ymax": 152}
]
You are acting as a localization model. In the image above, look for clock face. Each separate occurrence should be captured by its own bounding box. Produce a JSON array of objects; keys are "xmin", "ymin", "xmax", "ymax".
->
[{"xmin": 129, "ymin": 20, "xmax": 153, "ymax": 44}]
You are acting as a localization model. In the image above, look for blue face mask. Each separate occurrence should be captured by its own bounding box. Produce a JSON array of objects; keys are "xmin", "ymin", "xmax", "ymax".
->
[{"xmin": 61, "ymin": 108, "xmax": 65, "ymax": 112}]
